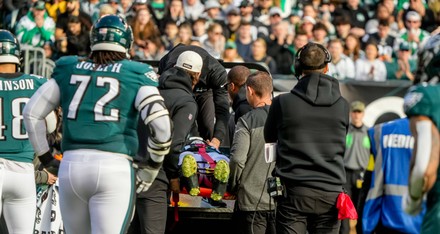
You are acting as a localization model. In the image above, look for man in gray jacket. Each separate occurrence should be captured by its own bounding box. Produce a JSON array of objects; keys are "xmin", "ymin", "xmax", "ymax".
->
[{"xmin": 228, "ymin": 71, "xmax": 275, "ymax": 234}]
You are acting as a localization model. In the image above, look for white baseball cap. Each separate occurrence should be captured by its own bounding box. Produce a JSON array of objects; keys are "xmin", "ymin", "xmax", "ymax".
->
[{"xmin": 175, "ymin": 51, "xmax": 203, "ymax": 73}]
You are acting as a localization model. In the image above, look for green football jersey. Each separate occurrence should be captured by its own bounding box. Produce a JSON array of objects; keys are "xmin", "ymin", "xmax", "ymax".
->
[
  {"xmin": 0, "ymin": 73, "xmax": 47, "ymax": 163},
  {"xmin": 52, "ymin": 56, "xmax": 158, "ymax": 157},
  {"xmin": 404, "ymin": 84, "xmax": 440, "ymax": 131}
]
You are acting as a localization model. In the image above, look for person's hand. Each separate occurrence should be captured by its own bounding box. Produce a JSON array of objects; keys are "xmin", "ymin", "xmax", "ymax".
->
[
  {"xmin": 44, "ymin": 169, "xmax": 58, "ymax": 185},
  {"xmin": 133, "ymin": 163, "xmax": 158, "ymax": 194},
  {"xmin": 403, "ymin": 191, "xmax": 423, "ymax": 216},
  {"xmin": 35, "ymin": 16, "xmax": 44, "ymax": 28},
  {"xmin": 170, "ymin": 178, "xmax": 180, "ymax": 193},
  {"xmin": 38, "ymin": 151, "xmax": 60, "ymax": 176},
  {"xmin": 207, "ymin": 137, "xmax": 221, "ymax": 149}
]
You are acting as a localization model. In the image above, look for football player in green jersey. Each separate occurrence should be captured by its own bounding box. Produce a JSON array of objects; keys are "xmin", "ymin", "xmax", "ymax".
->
[
  {"xmin": 403, "ymin": 28, "xmax": 440, "ymax": 234},
  {"xmin": 0, "ymin": 29, "xmax": 56, "ymax": 233},
  {"xmin": 23, "ymin": 15, "xmax": 172, "ymax": 234}
]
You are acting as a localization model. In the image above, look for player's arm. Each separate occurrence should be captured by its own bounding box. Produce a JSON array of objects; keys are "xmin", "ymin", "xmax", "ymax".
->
[
  {"xmin": 134, "ymin": 86, "xmax": 172, "ymax": 193},
  {"xmin": 23, "ymin": 79, "xmax": 61, "ymax": 173},
  {"xmin": 209, "ymin": 63, "xmax": 229, "ymax": 148},
  {"xmin": 405, "ymin": 115, "xmax": 440, "ymax": 214},
  {"xmin": 409, "ymin": 116, "xmax": 440, "ymax": 193}
]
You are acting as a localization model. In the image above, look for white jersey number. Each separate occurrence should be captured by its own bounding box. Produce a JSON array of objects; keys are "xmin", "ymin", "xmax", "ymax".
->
[
  {"xmin": 0, "ymin": 97, "xmax": 29, "ymax": 140},
  {"xmin": 68, "ymin": 75, "xmax": 119, "ymax": 121}
]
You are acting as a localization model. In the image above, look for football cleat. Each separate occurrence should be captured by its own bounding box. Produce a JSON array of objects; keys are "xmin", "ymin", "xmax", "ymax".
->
[{"xmin": 181, "ymin": 155, "xmax": 200, "ymax": 196}]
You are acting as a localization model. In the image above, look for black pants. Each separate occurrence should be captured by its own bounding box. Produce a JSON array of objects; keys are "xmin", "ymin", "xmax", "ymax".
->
[
  {"xmin": 232, "ymin": 203, "xmax": 276, "ymax": 234},
  {"xmin": 193, "ymin": 90, "xmax": 215, "ymax": 140},
  {"xmin": 128, "ymin": 179, "xmax": 169, "ymax": 234},
  {"xmin": 276, "ymin": 186, "xmax": 340, "ymax": 234},
  {"xmin": 341, "ymin": 168, "xmax": 363, "ymax": 234}
]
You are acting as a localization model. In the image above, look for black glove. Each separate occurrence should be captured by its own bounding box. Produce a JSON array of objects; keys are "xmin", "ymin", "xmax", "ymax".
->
[{"xmin": 38, "ymin": 151, "xmax": 60, "ymax": 176}]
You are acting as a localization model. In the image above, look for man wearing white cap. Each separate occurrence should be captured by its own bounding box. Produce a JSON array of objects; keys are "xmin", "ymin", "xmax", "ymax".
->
[
  {"xmin": 395, "ymin": 11, "xmax": 430, "ymax": 59},
  {"xmin": 131, "ymin": 50, "xmax": 203, "ymax": 233}
]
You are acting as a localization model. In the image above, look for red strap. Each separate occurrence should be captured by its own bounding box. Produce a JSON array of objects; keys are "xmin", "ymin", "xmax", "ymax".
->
[{"xmin": 197, "ymin": 144, "xmax": 216, "ymax": 168}]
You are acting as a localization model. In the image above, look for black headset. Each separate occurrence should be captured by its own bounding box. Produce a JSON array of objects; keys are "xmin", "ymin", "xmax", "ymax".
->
[{"xmin": 294, "ymin": 42, "xmax": 332, "ymax": 79}]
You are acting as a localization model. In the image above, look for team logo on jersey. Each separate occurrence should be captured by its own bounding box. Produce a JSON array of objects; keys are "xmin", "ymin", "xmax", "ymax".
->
[
  {"xmin": 145, "ymin": 71, "xmax": 158, "ymax": 82},
  {"xmin": 403, "ymin": 91, "xmax": 423, "ymax": 112}
]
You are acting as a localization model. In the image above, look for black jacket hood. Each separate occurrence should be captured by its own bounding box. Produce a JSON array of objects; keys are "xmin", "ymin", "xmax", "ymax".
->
[
  {"xmin": 292, "ymin": 72, "xmax": 342, "ymax": 106},
  {"xmin": 158, "ymin": 67, "xmax": 193, "ymax": 95}
]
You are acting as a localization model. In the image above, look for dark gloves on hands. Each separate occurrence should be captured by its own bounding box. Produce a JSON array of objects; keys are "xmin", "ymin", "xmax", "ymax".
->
[{"xmin": 38, "ymin": 151, "xmax": 60, "ymax": 176}]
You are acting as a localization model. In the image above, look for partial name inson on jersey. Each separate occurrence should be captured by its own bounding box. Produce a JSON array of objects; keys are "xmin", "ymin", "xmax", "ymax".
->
[
  {"xmin": 76, "ymin": 61, "xmax": 123, "ymax": 73},
  {"xmin": 0, "ymin": 79, "xmax": 35, "ymax": 91}
]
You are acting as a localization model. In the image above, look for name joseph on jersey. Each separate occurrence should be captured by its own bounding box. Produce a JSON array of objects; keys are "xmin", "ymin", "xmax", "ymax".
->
[
  {"xmin": 76, "ymin": 61, "xmax": 123, "ymax": 73},
  {"xmin": 0, "ymin": 79, "xmax": 36, "ymax": 91}
]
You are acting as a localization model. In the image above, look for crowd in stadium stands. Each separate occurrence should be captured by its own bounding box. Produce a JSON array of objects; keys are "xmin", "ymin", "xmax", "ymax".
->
[{"xmin": 0, "ymin": 0, "xmax": 439, "ymax": 77}]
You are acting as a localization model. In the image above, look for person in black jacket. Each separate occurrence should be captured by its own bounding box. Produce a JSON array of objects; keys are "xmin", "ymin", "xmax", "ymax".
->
[
  {"xmin": 158, "ymin": 44, "xmax": 229, "ymax": 149},
  {"xmin": 227, "ymin": 65, "xmax": 252, "ymax": 146},
  {"xmin": 129, "ymin": 50, "xmax": 201, "ymax": 234},
  {"xmin": 264, "ymin": 42, "xmax": 349, "ymax": 234}
]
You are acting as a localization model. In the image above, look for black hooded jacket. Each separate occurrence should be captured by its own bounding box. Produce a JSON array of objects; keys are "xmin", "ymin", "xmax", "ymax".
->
[
  {"xmin": 264, "ymin": 72, "xmax": 349, "ymax": 192},
  {"xmin": 158, "ymin": 44, "xmax": 229, "ymax": 142},
  {"xmin": 137, "ymin": 67, "xmax": 197, "ymax": 185}
]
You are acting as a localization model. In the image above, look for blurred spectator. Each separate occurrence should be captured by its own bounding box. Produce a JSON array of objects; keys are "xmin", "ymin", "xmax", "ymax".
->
[
  {"xmin": 288, "ymin": 30, "xmax": 309, "ymax": 76},
  {"xmin": 119, "ymin": 0, "xmax": 133, "ymax": 16},
  {"xmin": 175, "ymin": 21, "xmax": 193, "ymax": 45},
  {"xmin": 267, "ymin": 21, "xmax": 294, "ymax": 74},
  {"xmin": 45, "ymin": 0, "xmax": 67, "ymax": 23},
  {"xmin": 149, "ymin": 0, "xmax": 166, "ymax": 23},
  {"xmin": 15, "ymin": 0, "xmax": 55, "ymax": 47},
  {"xmin": 327, "ymin": 38, "xmax": 356, "ymax": 80},
  {"xmin": 81, "ymin": 0, "xmax": 100, "ymax": 20},
  {"xmin": 335, "ymin": 0, "xmax": 369, "ymax": 38},
  {"xmin": 93, "ymin": 3, "xmax": 116, "ymax": 23},
  {"xmin": 125, "ymin": 0, "xmax": 148, "ymax": 24},
  {"xmin": 160, "ymin": 0, "xmax": 186, "ymax": 32},
  {"xmin": 224, "ymin": 7, "xmax": 242, "ymax": 41},
  {"xmin": 202, "ymin": 22, "xmax": 225, "ymax": 59},
  {"xmin": 192, "ymin": 17, "xmax": 208, "ymax": 43},
  {"xmin": 161, "ymin": 20, "xmax": 179, "ymax": 50},
  {"xmin": 133, "ymin": 36, "xmax": 168, "ymax": 60},
  {"xmin": 365, "ymin": 3, "xmax": 399, "ymax": 36},
  {"xmin": 311, "ymin": 21, "xmax": 329, "ymax": 46},
  {"xmin": 107, "ymin": 0, "xmax": 124, "ymax": 17},
  {"xmin": 355, "ymin": 41, "xmax": 387, "ymax": 81},
  {"xmin": 55, "ymin": 0, "xmax": 92, "ymax": 41},
  {"xmin": 236, "ymin": 21, "xmax": 254, "ymax": 61},
  {"xmin": 267, "ymin": 7, "xmax": 283, "ymax": 34},
  {"xmin": 183, "ymin": 0, "xmax": 204, "ymax": 22},
  {"xmin": 384, "ymin": 42, "xmax": 416, "ymax": 81},
  {"xmin": 254, "ymin": 0, "xmax": 273, "ymax": 26},
  {"xmin": 1, "ymin": 0, "xmax": 30, "ymax": 31},
  {"xmin": 333, "ymin": 14, "xmax": 352, "ymax": 40},
  {"xmin": 299, "ymin": 16, "xmax": 316, "ymax": 40},
  {"xmin": 222, "ymin": 40, "xmax": 244, "ymax": 62},
  {"xmin": 402, "ymin": 0, "xmax": 437, "ymax": 32},
  {"xmin": 344, "ymin": 33, "xmax": 364, "ymax": 62},
  {"xmin": 239, "ymin": 0, "xmax": 268, "ymax": 38},
  {"xmin": 202, "ymin": 0, "xmax": 225, "ymax": 25},
  {"xmin": 245, "ymin": 37, "xmax": 277, "ymax": 74},
  {"xmin": 61, "ymin": 15, "xmax": 90, "ymax": 56},
  {"xmin": 362, "ymin": 20, "xmax": 396, "ymax": 63},
  {"xmin": 395, "ymin": 11, "xmax": 430, "ymax": 60},
  {"xmin": 131, "ymin": 7, "xmax": 161, "ymax": 52},
  {"xmin": 43, "ymin": 41, "xmax": 58, "ymax": 60}
]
